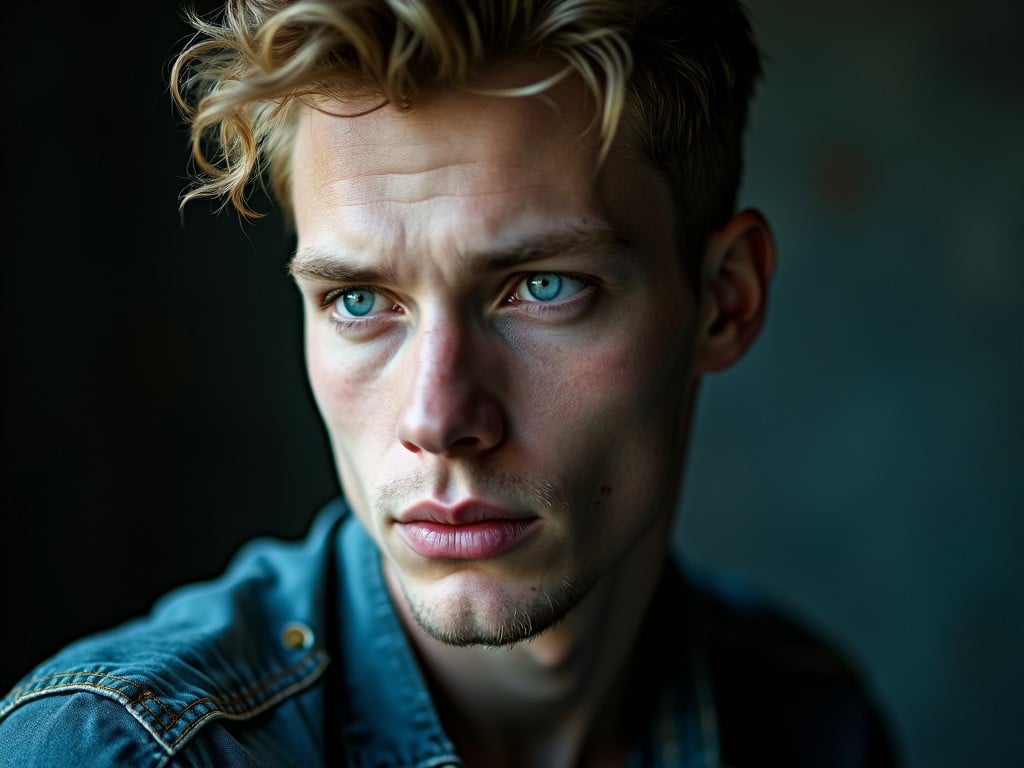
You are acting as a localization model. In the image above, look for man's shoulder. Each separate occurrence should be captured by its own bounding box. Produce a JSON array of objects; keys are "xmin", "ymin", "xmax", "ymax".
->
[
  {"xmin": 687, "ymin": 566, "xmax": 864, "ymax": 680},
  {"xmin": 0, "ymin": 499, "xmax": 350, "ymax": 768},
  {"xmin": 683, "ymin": 565, "xmax": 902, "ymax": 767}
]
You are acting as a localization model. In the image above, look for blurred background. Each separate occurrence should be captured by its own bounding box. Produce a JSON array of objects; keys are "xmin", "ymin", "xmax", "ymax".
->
[{"xmin": 2, "ymin": 2, "xmax": 1021, "ymax": 766}]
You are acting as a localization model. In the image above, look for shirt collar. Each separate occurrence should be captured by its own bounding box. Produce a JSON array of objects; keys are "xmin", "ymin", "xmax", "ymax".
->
[
  {"xmin": 335, "ymin": 513, "xmax": 461, "ymax": 767},
  {"xmin": 332, "ymin": 510, "xmax": 719, "ymax": 767}
]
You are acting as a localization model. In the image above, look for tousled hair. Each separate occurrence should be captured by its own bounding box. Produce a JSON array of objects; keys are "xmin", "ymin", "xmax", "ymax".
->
[{"xmin": 171, "ymin": 0, "xmax": 763, "ymax": 268}]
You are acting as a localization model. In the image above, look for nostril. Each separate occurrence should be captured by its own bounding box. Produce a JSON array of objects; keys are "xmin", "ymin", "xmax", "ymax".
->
[
  {"xmin": 395, "ymin": 328, "xmax": 505, "ymax": 455},
  {"xmin": 399, "ymin": 438, "xmax": 422, "ymax": 454},
  {"xmin": 449, "ymin": 434, "xmax": 485, "ymax": 451},
  {"xmin": 396, "ymin": 397, "xmax": 504, "ymax": 456}
]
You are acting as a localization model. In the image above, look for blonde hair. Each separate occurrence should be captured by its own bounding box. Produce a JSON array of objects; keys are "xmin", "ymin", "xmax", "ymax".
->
[{"xmin": 171, "ymin": 0, "xmax": 762, "ymax": 265}]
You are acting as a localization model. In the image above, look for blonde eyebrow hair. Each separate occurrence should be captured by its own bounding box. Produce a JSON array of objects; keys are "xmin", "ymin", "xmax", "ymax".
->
[
  {"xmin": 288, "ymin": 228, "xmax": 637, "ymax": 283},
  {"xmin": 288, "ymin": 247, "xmax": 398, "ymax": 284}
]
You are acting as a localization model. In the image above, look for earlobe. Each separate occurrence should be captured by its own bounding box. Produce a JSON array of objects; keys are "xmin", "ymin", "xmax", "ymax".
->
[{"xmin": 694, "ymin": 208, "xmax": 777, "ymax": 373}]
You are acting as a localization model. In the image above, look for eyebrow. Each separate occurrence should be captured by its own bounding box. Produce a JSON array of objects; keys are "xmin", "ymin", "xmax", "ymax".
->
[
  {"xmin": 287, "ymin": 228, "xmax": 635, "ymax": 283},
  {"xmin": 288, "ymin": 247, "xmax": 397, "ymax": 284}
]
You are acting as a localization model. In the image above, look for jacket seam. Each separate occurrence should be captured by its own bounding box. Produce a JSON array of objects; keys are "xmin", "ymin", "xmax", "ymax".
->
[
  {"xmin": 149, "ymin": 651, "xmax": 330, "ymax": 753},
  {"xmin": 0, "ymin": 650, "xmax": 330, "ymax": 757}
]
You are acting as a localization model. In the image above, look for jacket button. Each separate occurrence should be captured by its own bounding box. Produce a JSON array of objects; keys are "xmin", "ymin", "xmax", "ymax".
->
[{"xmin": 281, "ymin": 621, "xmax": 315, "ymax": 650}]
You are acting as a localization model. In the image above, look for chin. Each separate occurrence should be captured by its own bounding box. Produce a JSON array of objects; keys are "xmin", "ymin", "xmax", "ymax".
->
[{"xmin": 404, "ymin": 571, "xmax": 587, "ymax": 648}]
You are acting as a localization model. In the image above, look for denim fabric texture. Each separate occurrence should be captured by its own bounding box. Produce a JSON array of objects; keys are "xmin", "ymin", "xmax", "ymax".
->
[
  {"xmin": 0, "ymin": 501, "xmax": 344, "ymax": 768},
  {"xmin": 0, "ymin": 498, "xmax": 897, "ymax": 767}
]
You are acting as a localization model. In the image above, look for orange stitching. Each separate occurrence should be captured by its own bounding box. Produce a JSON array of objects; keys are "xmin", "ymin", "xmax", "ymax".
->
[
  {"xmin": 133, "ymin": 690, "xmax": 178, "ymax": 720},
  {"xmin": 168, "ymin": 655, "xmax": 329, "ymax": 748},
  {"xmin": 7, "ymin": 670, "xmax": 143, "ymax": 698},
  {"xmin": 8, "ymin": 681, "xmax": 132, "ymax": 702},
  {"xmin": 5, "ymin": 652, "xmax": 327, "ymax": 739},
  {"xmin": 170, "ymin": 650, "xmax": 323, "ymax": 721},
  {"xmin": 136, "ymin": 693, "xmax": 179, "ymax": 724}
]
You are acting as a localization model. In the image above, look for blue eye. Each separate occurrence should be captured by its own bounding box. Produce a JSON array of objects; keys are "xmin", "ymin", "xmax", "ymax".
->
[
  {"xmin": 517, "ymin": 273, "xmax": 585, "ymax": 303},
  {"xmin": 338, "ymin": 288, "xmax": 383, "ymax": 317}
]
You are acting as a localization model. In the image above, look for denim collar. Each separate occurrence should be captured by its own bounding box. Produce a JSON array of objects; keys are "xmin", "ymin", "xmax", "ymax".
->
[
  {"xmin": 336, "ymin": 515, "xmax": 462, "ymax": 767},
  {"xmin": 332, "ymin": 512, "xmax": 720, "ymax": 768}
]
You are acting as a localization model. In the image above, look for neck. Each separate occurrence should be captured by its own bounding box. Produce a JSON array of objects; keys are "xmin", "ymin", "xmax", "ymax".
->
[{"xmin": 385, "ymin": 517, "xmax": 673, "ymax": 768}]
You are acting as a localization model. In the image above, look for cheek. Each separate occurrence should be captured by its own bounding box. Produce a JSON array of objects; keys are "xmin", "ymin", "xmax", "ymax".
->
[
  {"xmin": 514, "ymin": 329, "xmax": 694, "ymax": 553},
  {"xmin": 305, "ymin": 327, "xmax": 398, "ymax": 457},
  {"xmin": 306, "ymin": 335, "xmax": 403, "ymax": 524},
  {"xmin": 511, "ymin": 319, "xmax": 696, "ymax": 468}
]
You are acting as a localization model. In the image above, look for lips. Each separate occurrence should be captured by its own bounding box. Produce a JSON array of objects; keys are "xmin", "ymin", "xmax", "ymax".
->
[{"xmin": 395, "ymin": 501, "xmax": 540, "ymax": 559}]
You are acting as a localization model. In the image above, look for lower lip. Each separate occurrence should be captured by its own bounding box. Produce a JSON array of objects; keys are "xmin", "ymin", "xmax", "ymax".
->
[{"xmin": 395, "ymin": 519, "xmax": 539, "ymax": 560}]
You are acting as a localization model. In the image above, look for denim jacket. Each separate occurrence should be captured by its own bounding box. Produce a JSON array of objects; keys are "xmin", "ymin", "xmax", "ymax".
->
[{"xmin": 0, "ymin": 498, "xmax": 899, "ymax": 767}]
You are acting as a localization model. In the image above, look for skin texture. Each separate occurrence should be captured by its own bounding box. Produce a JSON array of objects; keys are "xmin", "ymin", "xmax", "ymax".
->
[{"xmin": 288, "ymin": 60, "xmax": 774, "ymax": 765}]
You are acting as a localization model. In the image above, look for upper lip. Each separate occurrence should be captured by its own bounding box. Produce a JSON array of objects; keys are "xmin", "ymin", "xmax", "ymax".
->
[{"xmin": 398, "ymin": 500, "xmax": 534, "ymax": 525}]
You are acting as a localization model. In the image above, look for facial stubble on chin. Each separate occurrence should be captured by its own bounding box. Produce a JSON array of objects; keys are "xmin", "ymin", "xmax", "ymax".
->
[
  {"xmin": 374, "ymin": 469, "xmax": 588, "ymax": 647},
  {"xmin": 406, "ymin": 575, "xmax": 590, "ymax": 647}
]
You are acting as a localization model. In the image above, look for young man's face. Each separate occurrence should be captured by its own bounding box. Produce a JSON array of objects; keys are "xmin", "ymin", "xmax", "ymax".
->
[{"xmin": 290, "ymin": 64, "xmax": 709, "ymax": 646}]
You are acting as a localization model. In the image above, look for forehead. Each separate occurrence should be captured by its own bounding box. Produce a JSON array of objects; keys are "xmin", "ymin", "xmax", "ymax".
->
[
  {"xmin": 295, "ymin": 82, "xmax": 595, "ymax": 192},
  {"xmin": 300, "ymin": 58, "xmax": 599, "ymax": 167},
  {"xmin": 288, "ymin": 62, "xmax": 675, "ymax": 269}
]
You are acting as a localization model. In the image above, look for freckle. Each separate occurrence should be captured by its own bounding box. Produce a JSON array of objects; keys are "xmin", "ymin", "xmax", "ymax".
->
[
  {"xmin": 530, "ymin": 586, "xmax": 537, "ymax": 592},
  {"xmin": 600, "ymin": 485, "xmax": 613, "ymax": 497}
]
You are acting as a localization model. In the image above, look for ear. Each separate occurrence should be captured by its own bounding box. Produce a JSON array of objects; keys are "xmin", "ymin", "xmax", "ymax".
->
[{"xmin": 693, "ymin": 208, "xmax": 777, "ymax": 374}]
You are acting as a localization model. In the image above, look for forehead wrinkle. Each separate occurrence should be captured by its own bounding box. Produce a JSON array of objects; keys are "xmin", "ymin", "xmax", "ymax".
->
[
  {"xmin": 333, "ymin": 185, "xmax": 558, "ymax": 208},
  {"xmin": 330, "ymin": 160, "xmax": 551, "ymax": 208}
]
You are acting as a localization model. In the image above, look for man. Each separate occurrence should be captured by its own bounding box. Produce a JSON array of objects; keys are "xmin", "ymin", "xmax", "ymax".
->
[{"xmin": 0, "ymin": 1, "xmax": 899, "ymax": 765}]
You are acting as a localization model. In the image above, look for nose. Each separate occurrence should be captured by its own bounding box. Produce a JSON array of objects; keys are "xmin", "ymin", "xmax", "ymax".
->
[{"xmin": 396, "ymin": 317, "xmax": 505, "ymax": 456}]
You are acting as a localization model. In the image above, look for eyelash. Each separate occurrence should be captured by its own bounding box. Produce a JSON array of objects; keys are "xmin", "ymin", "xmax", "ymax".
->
[
  {"xmin": 320, "ymin": 272, "xmax": 597, "ymax": 334},
  {"xmin": 505, "ymin": 272, "xmax": 594, "ymax": 311},
  {"xmin": 322, "ymin": 286, "xmax": 403, "ymax": 333}
]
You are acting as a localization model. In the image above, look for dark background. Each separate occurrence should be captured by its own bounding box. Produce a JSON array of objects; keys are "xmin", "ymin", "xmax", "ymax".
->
[
  {"xmin": 2, "ymin": 0, "xmax": 338, "ymax": 694},
  {"xmin": 3, "ymin": 3, "xmax": 1022, "ymax": 767}
]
